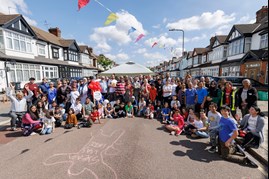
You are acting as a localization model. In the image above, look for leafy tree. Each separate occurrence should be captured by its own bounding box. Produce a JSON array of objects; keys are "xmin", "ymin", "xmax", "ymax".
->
[{"xmin": 98, "ymin": 54, "xmax": 114, "ymax": 70}]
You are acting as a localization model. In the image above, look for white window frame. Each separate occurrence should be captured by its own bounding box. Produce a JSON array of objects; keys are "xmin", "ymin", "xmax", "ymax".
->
[
  {"xmin": 5, "ymin": 31, "xmax": 32, "ymax": 53},
  {"xmin": 260, "ymin": 34, "xmax": 268, "ymax": 49},
  {"xmin": 37, "ymin": 44, "xmax": 46, "ymax": 56}
]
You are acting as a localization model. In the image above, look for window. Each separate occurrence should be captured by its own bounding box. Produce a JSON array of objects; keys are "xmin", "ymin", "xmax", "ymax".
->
[
  {"xmin": 193, "ymin": 56, "xmax": 198, "ymax": 65},
  {"xmin": 0, "ymin": 30, "xmax": 4, "ymax": 49},
  {"xmin": 5, "ymin": 31, "xmax": 32, "ymax": 53},
  {"xmin": 69, "ymin": 50, "xmax": 78, "ymax": 62},
  {"xmin": 52, "ymin": 47, "xmax": 59, "ymax": 59},
  {"xmin": 38, "ymin": 44, "xmax": 46, "ymax": 56},
  {"xmin": 260, "ymin": 34, "xmax": 268, "ymax": 49},
  {"xmin": 41, "ymin": 65, "xmax": 59, "ymax": 79},
  {"xmin": 228, "ymin": 38, "xmax": 244, "ymax": 56},
  {"xmin": 64, "ymin": 50, "xmax": 68, "ymax": 60},
  {"xmin": 244, "ymin": 37, "xmax": 251, "ymax": 53}
]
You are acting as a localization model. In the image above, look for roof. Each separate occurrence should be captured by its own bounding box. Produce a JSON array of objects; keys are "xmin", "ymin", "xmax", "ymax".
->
[
  {"xmin": 0, "ymin": 14, "xmax": 20, "ymax": 25},
  {"xmin": 59, "ymin": 39, "xmax": 75, "ymax": 47},
  {"xmin": 234, "ymin": 24, "xmax": 260, "ymax": 34},
  {"xmin": 79, "ymin": 45, "xmax": 88, "ymax": 53},
  {"xmin": 216, "ymin": 35, "xmax": 228, "ymax": 44},
  {"xmin": 241, "ymin": 50, "xmax": 268, "ymax": 62},
  {"xmin": 31, "ymin": 26, "xmax": 62, "ymax": 46},
  {"xmin": 254, "ymin": 16, "xmax": 268, "ymax": 33},
  {"xmin": 100, "ymin": 61, "xmax": 155, "ymax": 76}
]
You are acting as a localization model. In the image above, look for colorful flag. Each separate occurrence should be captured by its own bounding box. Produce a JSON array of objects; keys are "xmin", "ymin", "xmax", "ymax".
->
[
  {"xmin": 128, "ymin": 27, "xmax": 136, "ymax": 35},
  {"xmin": 152, "ymin": 42, "xmax": 158, "ymax": 48},
  {"xmin": 135, "ymin": 34, "xmax": 145, "ymax": 43},
  {"xmin": 78, "ymin": 0, "xmax": 90, "ymax": 11},
  {"xmin": 104, "ymin": 13, "xmax": 119, "ymax": 26}
]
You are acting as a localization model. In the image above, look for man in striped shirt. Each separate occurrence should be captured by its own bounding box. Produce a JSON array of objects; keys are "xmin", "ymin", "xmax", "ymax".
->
[{"xmin": 116, "ymin": 76, "xmax": 126, "ymax": 103}]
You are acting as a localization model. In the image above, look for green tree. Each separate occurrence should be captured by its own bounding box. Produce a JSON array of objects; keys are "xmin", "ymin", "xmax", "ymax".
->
[{"xmin": 98, "ymin": 54, "xmax": 113, "ymax": 70}]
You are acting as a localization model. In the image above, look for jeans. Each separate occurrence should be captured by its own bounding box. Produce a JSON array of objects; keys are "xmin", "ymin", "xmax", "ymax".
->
[
  {"xmin": 218, "ymin": 140, "xmax": 245, "ymax": 164},
  {"xmin": 209, "ymin": 130, "xmax": 218, "ymax": 147},
  {"xmin": 10, "ymin": 111, "xmax": 25, "ymax": 128},
  {"xmin": 195, "ymin": 131, "xmax": 209, "ymax": 138},
  {"xmin": 41, "ymin": 127, "xmax": 52, "ymax": 135}
]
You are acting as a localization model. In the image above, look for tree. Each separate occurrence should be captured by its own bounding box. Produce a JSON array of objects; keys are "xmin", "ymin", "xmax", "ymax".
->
[{"xmin": 98, "ymin": 54, "xmax": 114, "ymax": 70}]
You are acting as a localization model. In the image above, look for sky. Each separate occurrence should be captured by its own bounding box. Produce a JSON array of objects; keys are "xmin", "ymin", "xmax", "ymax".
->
[{"xmin": 0, "ymin": 0, "xmax": 268, "ymax": 67}]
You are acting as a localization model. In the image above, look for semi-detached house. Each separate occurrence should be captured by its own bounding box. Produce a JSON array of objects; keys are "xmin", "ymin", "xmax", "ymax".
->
[{"xmin": 0, "ymin": 13, "xmax": 98, "ymax": 92}]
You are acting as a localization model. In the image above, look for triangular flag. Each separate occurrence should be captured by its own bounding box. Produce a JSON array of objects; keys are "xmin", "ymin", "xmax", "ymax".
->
[
  {"xmin": 152, "ymin": 42, "xmax": 158, "ymax": 48},
  {"xmin": 104, "ymin": 13, "xmax": 118, "ymax": 26},
  {"xmin": 128, "ymin": 27, "xmax": 136, "ymax": 35},
  {"xmin": 78, "ymin": 0, "xmax": 90, "ymax": 11},
  {"xmin": 135, "ymin": 34, "xmax": 145, "ymax": 43}
]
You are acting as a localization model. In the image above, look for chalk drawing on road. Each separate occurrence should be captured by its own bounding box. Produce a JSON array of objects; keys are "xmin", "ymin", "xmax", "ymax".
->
[{"xmin": 43, "ymin": 129, "xmax": 125, "ymax": 179}]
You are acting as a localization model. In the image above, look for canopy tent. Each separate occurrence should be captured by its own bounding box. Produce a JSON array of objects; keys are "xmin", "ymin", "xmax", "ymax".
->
[{"xmin": 99, "ymin": 61, "xmax": 155, "ymax": 76}]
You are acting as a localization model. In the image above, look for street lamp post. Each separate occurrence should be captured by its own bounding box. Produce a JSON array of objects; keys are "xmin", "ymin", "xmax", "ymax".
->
[{"xmin": 169, "ymin": 28, "xmax": 184, "ymax": 56}]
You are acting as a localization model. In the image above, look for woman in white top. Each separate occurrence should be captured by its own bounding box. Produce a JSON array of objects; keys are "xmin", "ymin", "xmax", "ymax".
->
[
  {"xmin": 237, "ymin": 105, "xmax": 265, "ymax": 149},
  {"xmin": 162, "ymin": 79, "xmax": 172, "ymax": 106}
]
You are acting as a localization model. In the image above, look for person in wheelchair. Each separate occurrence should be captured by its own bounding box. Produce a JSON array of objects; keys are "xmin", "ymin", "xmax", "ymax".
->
[
  {"xmin": 6, "ymin": 83, "xmax": 33, "ymax": 131},
  {"xmin": 236, "ymin": 105, "xmax": 265, "ymax": 149}
]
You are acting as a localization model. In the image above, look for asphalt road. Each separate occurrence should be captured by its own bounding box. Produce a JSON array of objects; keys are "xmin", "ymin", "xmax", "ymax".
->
[{"xmin": 0, "ymin": 118, "xmax": 266, "ymax": 179}]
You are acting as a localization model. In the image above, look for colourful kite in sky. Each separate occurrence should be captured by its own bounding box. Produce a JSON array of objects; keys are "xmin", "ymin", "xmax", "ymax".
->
[
  {"xmin": 78, "ymin": 0, "xmax": 90, "ymax": 10},
  {"xmin": 128, "ymin": 27, "xmax": 136, "ymax": 35},
  {"xmin": 152, "ymin": 42, "xmax": 158, "ymax": 48},
  {"xmin": 135, "ymin": 34, "xmax": 145, "ymax": 43},
  {"xmin": 104, "ymin": 13, "xmax": 118, "ymax": 26}
]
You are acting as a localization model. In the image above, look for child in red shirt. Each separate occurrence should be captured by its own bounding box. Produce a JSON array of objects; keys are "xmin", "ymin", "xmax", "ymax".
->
[
  {"xmin": 90, "ymin": 107, "xmax": 101, "ymax": 124},
  {"xmin": 149, "ymin": 83, "xmax": 157, "ymax": 104},
  {"xmin": 166, "ymin": 109, "xmax": 184, "ymax": 136}
]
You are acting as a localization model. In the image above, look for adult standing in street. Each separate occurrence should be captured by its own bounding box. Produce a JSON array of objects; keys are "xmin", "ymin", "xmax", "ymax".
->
[
  {"xmin": 220, "ymin": 81, "xmax": 237, "ymax": 119},
  {"xmin": 7, "ymin": 83, "xmax": 33, "ymax": 131},
  {"xmin": 78, "ymin": 78, "xmax": 89, "ymax": 105},
  {"xmin": 236, "ymin": 79, "xmax": 258, "ymax": 117},
  {"xmin": 23, "ymin": 77, "xmax": 39, "ymax": 107},
  {"xmin": 162, "ymin": 79, "xmax": 172, "ymax": 106},
  {"xmin": 155, "ymin": 78, "xmax": 163, "ymax": 104},
  {"xmin": 99, "ymin": 76, "xmax": 108, "ymax": 100},
  {"xmin": 107, "ymin": 75, "xmax": 117, "ymax": 102},
  {"xmin": 116, "ymin": 76, "xmax": 126, "ymax": 103},
  {"xmin": 47, "ymin": 82, "xmax": 57, "ymax": 105},
  {"xmin": 133, "ymin": 77, "xmax": 141, "ymax": 102},
  {"xmin": 195, "ymin": 81, "xmax": 208, "ymax": 113},
  {"xmin": 39, "ymin": 78, "xmax": 49, "ymax": 96},
  {"xmin": 57, "ymin": 79, "xmax": 71, "ymax": 105}
]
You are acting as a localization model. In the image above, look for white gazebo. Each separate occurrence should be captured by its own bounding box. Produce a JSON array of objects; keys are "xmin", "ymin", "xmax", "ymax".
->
[{"xmin": 99, "ymin": 61, "xmax": 155, "ymax": 76}]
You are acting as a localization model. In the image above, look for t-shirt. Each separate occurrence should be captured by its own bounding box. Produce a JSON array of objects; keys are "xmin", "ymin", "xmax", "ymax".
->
[
  {"xmin": 70, "ymin": 103, "xmax": 82, "ymax": 115},
  {"xmin": 161, "ymin": 108, "xmax": 171, "ymax": 115},
  {"xmin": 70, "ymin": 91, "xmax": 80, "ymax": 104},
  {"xmin": 125, "ymin": 105, "xmax": 133, "ymax": 113},
  {"xmin": 194, "ymin": 120, "xmax": 204, "ymax": 129},
  {"xmin": 219, "ymin": 116, "xmax": 238, "ymax": 143},
  {"xmin": 247, "ymin": 115, "xmax": 258, "ymax": 131},
  {"xmin": 83, "ymin": 102, "xmax": 95, "ymax": 115},
  {"xmin": 208, "ymin": 111, "xmax": 221, "ymax": 130},
  {"xmin": 171, "ymin": 100, "xmax": 181, "ymax": 108},
  {"xmin": 196, "ymin": 87, "xmax": 208, "ymax": 104},
  {"xmin": 185, "ymin": 88, "xmax": 197, "ymax": 105},
  {"xmin": 114, "ymin": 104, "xmax": 120, "ymax": 113},
  {"xmin": 241, "ymin": 89, "xmax": 248, "ymax": 102},
  {"xmin": 163, "ymin": 85, "xmax": 172, "ymax": 97},
  {"xmin": 43, "ymin": 117, "xmax": 56, "ymax": 128}
]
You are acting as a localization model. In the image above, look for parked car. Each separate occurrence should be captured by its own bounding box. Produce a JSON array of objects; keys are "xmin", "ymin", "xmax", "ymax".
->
[{"xmin": 213, "ymin": 76, "xmax": 268, "ymax": 92}]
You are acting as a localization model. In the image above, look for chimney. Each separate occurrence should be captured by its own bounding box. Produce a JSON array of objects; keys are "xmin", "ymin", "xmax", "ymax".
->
[
  {"xmin": 48, "ymin": 27, "xmax": 61, "ymax": 37},
  {"xmin": 256, "ymin": 6, "xmax": 268, "ymax": 23}
]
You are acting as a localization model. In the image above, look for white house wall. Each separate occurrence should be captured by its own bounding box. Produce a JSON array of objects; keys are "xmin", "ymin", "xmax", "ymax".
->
[
  {"xmin": 251, "ymin": 33, "xmax": 261, "ymax": 50},
  {"xmin": 0, "ymin": 61, "xmax": 6, "ymax": 92}
]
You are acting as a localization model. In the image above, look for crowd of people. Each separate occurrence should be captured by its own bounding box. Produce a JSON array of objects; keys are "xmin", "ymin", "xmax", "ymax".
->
[{"xmin": 6, "ymin": 72, "xmax": 265, "ymax": 167}]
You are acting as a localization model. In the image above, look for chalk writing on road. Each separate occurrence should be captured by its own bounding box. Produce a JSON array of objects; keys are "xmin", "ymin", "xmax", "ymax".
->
[{"xmin": 43, "ymin": 129, "xmax": 125, "ymax": 179}]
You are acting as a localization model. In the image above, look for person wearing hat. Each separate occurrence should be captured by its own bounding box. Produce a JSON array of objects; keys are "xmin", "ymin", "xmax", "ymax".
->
[
  {"xmin": 6, "ymin": 83, "xmax": 33, "ymax": 131},
  {"xmin": 23, "ymin": 77, "xmax": 39, "ymax": 107}
]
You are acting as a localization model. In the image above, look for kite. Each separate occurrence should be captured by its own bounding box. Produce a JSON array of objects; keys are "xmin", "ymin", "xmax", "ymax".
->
[
  {"xmin": 152, "ymin": 42, "xmax": 158, "ymax": 48},
  {"xmin": 128, "ymin": 27, "xmax": 136, "ymax": 35},
  {"xmin": 104, "ymin": 13, "xmax": 118, "ymax": 26},
  {"xmin": 135, "ymin": 34, "xmax": 145, "ymax": 43},
  {"xmin": 78, "ymin": 0, "xmax": 90, "ymax": 10}
]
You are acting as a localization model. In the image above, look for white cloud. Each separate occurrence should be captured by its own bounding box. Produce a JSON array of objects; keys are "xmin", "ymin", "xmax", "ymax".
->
[
  {"xmin": 145, "ymin": 35, "xmax": 178, "ymax": 48},
  {"xmin": 89, "ymin": 10, "xmax": 146, "ymax": 53},
  {"xmin": 0, "ymin": 0, "xmax": 37, "ymax": 26},
  {"xmin": 166, "ymin": 10, "xmax": 235, "ymax": 31},
  {"xmin": 143, "ymin": 52, "xmax": 167, "ymax": 60},
  {"xmin": 105, "ymin": 53, "xmax": 129, "ymax": 63},
  {"xmin": 189, "ymin": 34, "xmax": 207, "ymax": 42},
  {"xmin": 152, "ymin": 24, "xmax": 161, "ymax": 29},
  {"xmin": 135, "ymin": 48, "xmax": 147, "ymax": 54},
  {"xmin": 163, "ymin": 18, "xmax": 168, "ymax": 24},
  {"xmin": 24, "ymin": 16, "xmax": 37, "ymax": 26}
]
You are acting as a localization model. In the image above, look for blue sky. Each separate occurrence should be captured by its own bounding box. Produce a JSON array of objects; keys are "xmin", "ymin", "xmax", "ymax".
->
[{"xmin": 0, "ymin": 0, "xmax": 267, "ymax": 67}]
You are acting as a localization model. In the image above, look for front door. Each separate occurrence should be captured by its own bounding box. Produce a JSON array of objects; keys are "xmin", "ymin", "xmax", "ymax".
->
[{"xmin": 247, "ymin": 67, "xmax": 259, "ymax": 80}]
